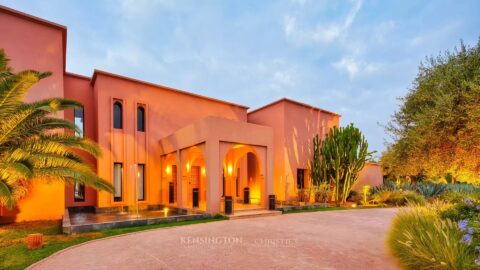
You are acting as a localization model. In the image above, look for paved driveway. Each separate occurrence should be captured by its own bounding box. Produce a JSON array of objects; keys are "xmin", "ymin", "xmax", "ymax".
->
[{"xmin": 31, "ymin": 208, "xmax": 399, "ymax": 270}]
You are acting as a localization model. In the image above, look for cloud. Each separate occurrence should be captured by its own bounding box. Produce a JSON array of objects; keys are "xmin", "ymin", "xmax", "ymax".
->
[
  {"xmin": 283, "ymin": 0, "xmax": 363, "ymax": 45},
  {"xmin": 333, "ymin": 57, "xmax": 381, "ymax": 79}
]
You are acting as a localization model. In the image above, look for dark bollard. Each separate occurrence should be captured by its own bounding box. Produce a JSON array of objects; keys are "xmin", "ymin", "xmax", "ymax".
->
[
  {"xmin": 243, "ymin": 187, "xmax": 250, "ymax": 204},
  {"xmin": 269, "ymin": 194, "xmax": 276, "ymax": 210},
  {"xmin": 225, "ymin": 196, "xmax": 233, "ymax": 215}
]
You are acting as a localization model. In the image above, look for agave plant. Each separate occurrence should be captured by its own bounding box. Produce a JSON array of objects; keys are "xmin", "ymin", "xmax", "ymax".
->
[
  {"xmin": 319, "ymin": 124, "xmax": 374, "ymax": 205},
  {"xmin": 0, "ymin": 49, "xmax": 112, "ymax": 208}
]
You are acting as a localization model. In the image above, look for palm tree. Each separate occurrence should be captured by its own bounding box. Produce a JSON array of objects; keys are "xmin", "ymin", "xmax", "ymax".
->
[{"xmin": 0, "ymin": 49, "xmax": 112, "ymax": 208}]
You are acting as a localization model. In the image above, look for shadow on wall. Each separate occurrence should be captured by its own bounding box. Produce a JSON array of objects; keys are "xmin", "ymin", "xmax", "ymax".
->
[{"xmin": 283, "ymin": 107, "xmax": 339, "ymax": 201}]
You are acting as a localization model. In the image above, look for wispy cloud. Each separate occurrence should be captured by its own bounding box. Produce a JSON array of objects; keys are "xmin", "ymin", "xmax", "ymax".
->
[{"xmin": 283, "ymin": 0, "xmax": 363, "ymax": 45}]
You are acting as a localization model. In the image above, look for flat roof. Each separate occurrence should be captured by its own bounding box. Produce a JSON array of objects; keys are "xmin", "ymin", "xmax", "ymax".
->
[
  {"xmin": 91, "ymin": 69, "xmax": 249, "ymax": 109},
  {"xmin": 0, "ymin": 5, "xmax": 67, "ymax": 72},
  {"xmin": 248, "ymin": 97, "xmax": 341, "ymax": 116}
]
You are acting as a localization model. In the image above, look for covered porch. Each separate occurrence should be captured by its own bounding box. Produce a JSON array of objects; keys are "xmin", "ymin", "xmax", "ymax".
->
[{"xmin": 159, "ymin": 116, "xmax": 274, "ymax": 214}]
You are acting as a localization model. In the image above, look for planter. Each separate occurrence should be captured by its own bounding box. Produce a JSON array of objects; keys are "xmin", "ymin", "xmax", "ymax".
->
[{"xmin": 26, "ymin": 233, "xmax": 43, "ymax": 249}]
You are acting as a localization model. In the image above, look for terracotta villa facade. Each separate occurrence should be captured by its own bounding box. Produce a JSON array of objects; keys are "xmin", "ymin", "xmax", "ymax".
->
[{"xmin": 0, "ymin": 6, "xmax": 382, "ymax": 222}]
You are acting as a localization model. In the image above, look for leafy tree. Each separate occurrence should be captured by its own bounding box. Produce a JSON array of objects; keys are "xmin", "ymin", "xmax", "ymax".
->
[
  {"xmin": 318, "ymin": 124, "xmax": 374, "ymax": 205},
  {"xmin": 382, "ymin": 40, "xmax": 480, "ymax": 183},
  {"xmin": 0, "ymin": 49, "xmax": 113, "ymax": 208}
]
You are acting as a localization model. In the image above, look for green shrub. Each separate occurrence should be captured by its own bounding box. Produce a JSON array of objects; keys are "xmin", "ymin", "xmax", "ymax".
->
[
  {"xmin": 371, "ymin": 190, "xmax": 425, "ymax": 206},
  {"xmin": 440, "ymin": 198, "xmax": 480, "ymax": 221},
  {"xmin": 388, "ymin": 207, "xmax": 476, "ymax": 269},
  {"xmin": 415, "ymin": 182, "xmax": 448, "ymax": 198}
]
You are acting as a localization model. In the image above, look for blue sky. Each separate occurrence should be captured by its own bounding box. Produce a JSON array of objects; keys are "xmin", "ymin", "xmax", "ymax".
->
[{"xmin": 2, "ymin": 0, "xmax": 479, "ymax": 156}]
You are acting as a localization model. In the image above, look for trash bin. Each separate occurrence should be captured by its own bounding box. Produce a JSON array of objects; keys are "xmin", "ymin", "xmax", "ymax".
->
[
  {"xmin": 225, "ymin": 196, "xmax": 233, "ymax": 214},
  {"xmin": 269, "ymin": 194, "xmax": 276, "ymax": 210},
  {"xmin": 192, "ymin": 188, "xmax": 199, "ymax": 208},
  {"xmin": 243, "ymin": 187, "xmax": 250, "ymax": 204}
]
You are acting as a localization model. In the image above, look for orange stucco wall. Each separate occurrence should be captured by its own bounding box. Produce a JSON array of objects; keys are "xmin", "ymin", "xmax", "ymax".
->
[
  {"xmin": 354, "ymin": 163, "xmax": 384, "ymax": 192},
  {"xmin": 248, "ymin": 99, "xmax": 340, "ymax": 201},
  {"xmin": 64, "ymin": 73, "xmax": 98, "ymax": 207},
  {"xmin": 92, "ymin": 73, "xmax": 248, "ymax": 208},
  {"xmin": 0, "ymin": 7, "xmax": 66, "ymax": 221},
  {"xmin": 0, "ymin": 5, "xmax": 382, "ymax": 222}
]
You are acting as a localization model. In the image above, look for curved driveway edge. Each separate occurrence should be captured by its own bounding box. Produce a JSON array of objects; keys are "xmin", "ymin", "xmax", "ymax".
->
[{"xmin": 30, "ymin": 208, "xmax": 399, "ymax": 270}]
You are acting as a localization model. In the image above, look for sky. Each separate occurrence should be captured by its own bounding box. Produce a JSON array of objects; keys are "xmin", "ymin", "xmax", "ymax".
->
[{"xmin": 1, "ymin": 0, "xmax": 479, "ymax": 157}]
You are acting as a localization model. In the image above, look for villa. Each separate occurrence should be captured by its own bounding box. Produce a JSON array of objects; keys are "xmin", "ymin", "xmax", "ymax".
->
[{"xmin": 0, "ymin": 5, "xmax": 382, "ymax": 222}]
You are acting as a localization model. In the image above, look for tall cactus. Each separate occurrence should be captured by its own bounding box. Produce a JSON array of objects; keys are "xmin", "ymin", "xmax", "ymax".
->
[{"xmin": 319, "ymin": 124, "xmax": 374, "ymax": 205}]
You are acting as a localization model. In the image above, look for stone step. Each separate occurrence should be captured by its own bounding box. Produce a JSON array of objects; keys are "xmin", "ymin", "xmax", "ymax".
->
[
  {"xmin": 234, "ymin": 206, "xmax": 264, "ymax": 212},
  {"xmin": 227, "ymin": 210, "xmax": 282, "ymax": 220}
]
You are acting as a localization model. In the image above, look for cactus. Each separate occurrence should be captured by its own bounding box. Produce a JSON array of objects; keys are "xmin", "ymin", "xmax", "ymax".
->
[{"xmin": 318, "ymin": 124, "xmax": 374, "ymax": 205}]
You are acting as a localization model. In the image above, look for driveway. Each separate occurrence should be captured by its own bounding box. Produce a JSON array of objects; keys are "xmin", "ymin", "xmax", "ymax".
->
[{"xmin": 30, "ymin": 208, "xmax": 399, "ymax": 270}]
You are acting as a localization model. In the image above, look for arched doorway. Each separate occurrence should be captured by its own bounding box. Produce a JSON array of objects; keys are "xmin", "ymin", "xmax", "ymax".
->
[
  {"xmin": 181, "ymin": 146, "xmax": 207, "ymax": 211},
  {"xmin": 222, "ymin": 145, "xmax": 264, "ymax": 210},
  {"xmin": 163, "ymin": 153, "xmax": 177, "ymax": 206}
]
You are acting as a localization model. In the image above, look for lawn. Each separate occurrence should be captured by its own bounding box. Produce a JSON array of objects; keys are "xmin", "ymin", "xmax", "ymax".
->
[{"xmin": 0, "ymin": 216, "xmax": 226, "ymax": 270}]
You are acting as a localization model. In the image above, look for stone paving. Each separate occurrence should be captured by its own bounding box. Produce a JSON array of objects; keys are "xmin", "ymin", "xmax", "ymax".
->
[{"xmin": 30, "ymin": 208, "xmax": 400, "ymax": 270}]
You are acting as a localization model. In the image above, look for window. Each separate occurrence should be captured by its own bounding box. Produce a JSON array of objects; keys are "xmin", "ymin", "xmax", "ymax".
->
[
  {"xmin": 137, "ymin": 164, "xmax": 145, "ymax": 201},
  {"xmin": 74, "ymin": 107, "xmax": 84, "ymax": 138},
  {"xmin": 137, "ymin": 106, "xmax": 145, "ymax": 132},
  {"xmin": 113, "ymin": 102, "xmax": 123, "ymax": 129},
  {"xmin": 74, "ymin": 182, "xmax": 85, "ymax": 202},
  {"xmin": 297, "ymin": 169, "xmax": 305, "ymax": 189},
  {"xmin": 113, "ymin": 163, "xmax": 123, "ymax": 201}
]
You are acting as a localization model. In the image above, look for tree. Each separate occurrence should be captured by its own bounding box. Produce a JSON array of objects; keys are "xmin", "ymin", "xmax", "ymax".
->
[
  {"xmin": 382, "ymin": 40, "xmax": 480, "ymax": 183},
  {"xmin": 319, "ymin": 124, "xmax": 374, "ymax": 205},
  {"xmin": 0, "ymin": 49, "xmax": 113, "ymax": 208}
]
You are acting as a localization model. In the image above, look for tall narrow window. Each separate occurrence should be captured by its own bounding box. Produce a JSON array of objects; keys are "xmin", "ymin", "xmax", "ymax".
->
[
  {"xmin": 74, "ymin": 182, "xmax": 85, "ymax": 202},
  {"xmin": 137, "ymin": 164, "xmax": 145, "ymax": 201},
  {"xmin": 113, "ymin": 163, "xmax": 123, "ymax": 201},
  {"xmin": 74, "ymin": 107, "xmax": 84, "ymax": 138},
  {"xmin": 113, "ymin": 102, "xmax": 123, "ymax": 129},
  {"xmin": 297, "ymin": 169, "xmax": 305, "ymax": 189},
  {"xmin": 137, "ymin": 106, "xmax": 145, "ymax": 132}
]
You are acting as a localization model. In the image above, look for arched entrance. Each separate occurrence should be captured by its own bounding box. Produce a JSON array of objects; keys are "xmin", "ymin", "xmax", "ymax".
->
[
  {"xmin": 181, "ymin": 146, "xmax": 207, "ymax": 211},
  {"xmin": 163, "ymin": 153, "xmax": 178, "ymax": 206},
  {"xmin": 222, "ymin": 145, "xmax": 265, "ymax": 210}
]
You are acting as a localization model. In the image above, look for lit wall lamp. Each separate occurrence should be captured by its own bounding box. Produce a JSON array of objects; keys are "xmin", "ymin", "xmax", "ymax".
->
[
  {"xmin": 165, "ymin": 166, "xmax": 171, "ymax": 175},
  {"xmin": 201, "ymin": 167, "xmax": 206, "ymax": 176},
  {"xmin": 186, "ymin": 162, "xmax": 190, "ymax": 173},
  {"xmin": 227, "ymin": 164, "xmax": 233, "ymax": 176}
]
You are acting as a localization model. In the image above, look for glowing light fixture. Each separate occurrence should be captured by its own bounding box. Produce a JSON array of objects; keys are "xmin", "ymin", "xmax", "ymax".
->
[
  {"xmin": 227, "ymin": 164, "xmax": 233, "ymax": 175},
  {"xmin": 165, "ymin": 166, "xmax": 171, "ymax": 175},
  {"xmin": 201, "ymin": 167, "xmax": 206, "ymax": 175},
  {"xmin": 186, "ymin": 162, "xmax": 190, "ymax": 172},
  {"xmin": 164, "ymin": 207, "xmax": 169, "ymax": 217}
]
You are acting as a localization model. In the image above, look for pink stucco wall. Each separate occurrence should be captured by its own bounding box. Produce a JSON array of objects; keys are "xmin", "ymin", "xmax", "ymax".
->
[
  {"xmin": 248, "ymin": 99, "xmax": 340, "ymax": 201},
  {"xmin": 64, "ymin": 73, "xmax": 98, "ymax": 207},
  {"xmin": 92, "ymin": 71, "xmax": 249, "ymax": 208},
  {"xmin": 354, "ymin": 163, "xmax": 383, "ymax": 192},
  {"xmin": 0, "ymin": 6, "xmax": 66, "ymax": 221}
]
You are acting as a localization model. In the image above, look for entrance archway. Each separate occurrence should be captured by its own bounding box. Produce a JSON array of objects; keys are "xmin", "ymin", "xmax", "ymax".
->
[
  {"xmin": 181, "ymin": 146, "xmax": 206, "ymax": 211},
  {"xmin": 222, "ymin": 145, "xmax": 264, "ymax": 210}
]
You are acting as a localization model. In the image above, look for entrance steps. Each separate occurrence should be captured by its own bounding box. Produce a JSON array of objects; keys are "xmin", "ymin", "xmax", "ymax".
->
[{"xmin": 227, "ymin": 209, "xmax": 282, "ymax": 220}]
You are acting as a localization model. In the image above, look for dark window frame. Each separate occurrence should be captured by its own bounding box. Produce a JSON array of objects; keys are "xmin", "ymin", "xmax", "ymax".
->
[
  {"xmin": 73, "ymin": 182, "xmax": 85, "ymax": 202},
  {"xmin": 74, "ymin": 106, "xmax": 85, "ymax": 138},
  {"xmin": 137, "ymin": 164, "xmax": 145, "ymax": 201},
  {"xmin": 137, "ymin": 106, "xmax": 145, "ymax": 132},
  {"xmin": 297, "ymin": 168, "xmax": 305, "ymax": 189},
  {"xmin": 113, "ymin": 163, "xmax": 123, "ymax": 202},
  {"xmin": 113, "ymin": 101, "xmax": 123, "ymax": 129}
]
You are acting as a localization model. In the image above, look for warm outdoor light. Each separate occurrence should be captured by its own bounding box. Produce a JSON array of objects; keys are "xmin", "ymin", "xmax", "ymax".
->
[
  {"xmin": 201, "ymin": 167, "xmax": 206, "ymax": 175},
  {"xmin": 186, "ymin": 162, "xmax": 190, "ymax": 172},
  {"xmin": 165, "ymin": 166, "xmax": 171, "ymax": 175},
  {"xmin": 227, "ymin": 164, "xmax": 233, "ymax": 175},
  {"xmin": 164, "ymin": 207, "xmax": 169, "ymax": 217},
  {"xmin": 351, "ymin": 203, "xmax": 357, "ymax": 208}
]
